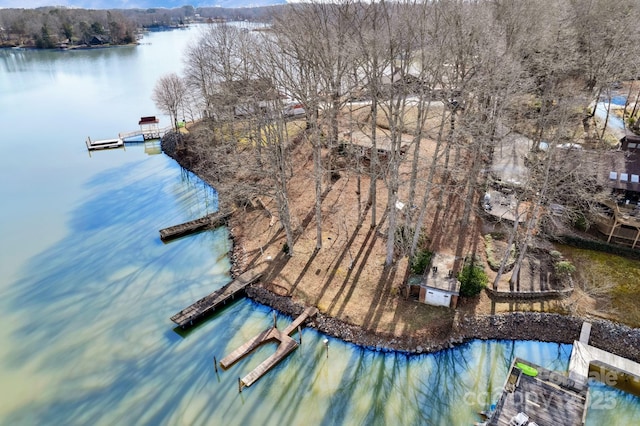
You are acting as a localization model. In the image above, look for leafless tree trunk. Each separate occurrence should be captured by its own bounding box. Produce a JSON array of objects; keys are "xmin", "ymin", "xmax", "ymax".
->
[{"xmin": 152, "ymin": 73, "xmax": 185, "ymax": 129}]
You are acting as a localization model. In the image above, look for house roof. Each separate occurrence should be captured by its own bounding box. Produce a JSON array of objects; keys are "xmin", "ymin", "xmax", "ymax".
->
[
  {"xmin": 603, "ymin": 136, "xmax": 640, "ymax": 192},
  {"xmin": 220, "ymin": 78, "xmax": 279, "ymax": 101}
]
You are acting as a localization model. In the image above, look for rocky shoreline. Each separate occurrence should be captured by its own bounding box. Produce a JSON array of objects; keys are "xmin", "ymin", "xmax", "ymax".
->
[
  {"xmin": 162, "ymin": 132, "xmax": 640, "ymax": 364},
  {"xmin": 245, "ymin": 283, "xmax": 640, "ymax": 363}
]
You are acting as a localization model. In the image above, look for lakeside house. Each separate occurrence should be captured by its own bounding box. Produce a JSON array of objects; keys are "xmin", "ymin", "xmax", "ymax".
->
[
  {"xmin": 221, "ymin": 78, "xmax": 281, "ymax": 118},
  {"xmin": 482, "ymin": 127, "xmax": 533, "ymax": 223},
  {"xmin": 480, "ymin": 123, "xmax": 640, "ymax": 250},
  {"xmin": 593, "ymin": 134, "xmax": 640, "ymax": 247}
]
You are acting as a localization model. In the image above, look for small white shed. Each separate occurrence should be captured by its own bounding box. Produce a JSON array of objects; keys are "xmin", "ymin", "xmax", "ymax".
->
[
  {"xmin": 425, "ymin": 287, "xmax": 454, "ymax": 307},
  {"xmin": 418, "ymin": 253, "xmax": 461, "ymax": 309}
]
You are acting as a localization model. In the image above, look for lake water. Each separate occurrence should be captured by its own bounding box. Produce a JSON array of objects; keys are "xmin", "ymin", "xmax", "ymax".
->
[{"xmin": 0, "ymin": 25, "xmax": 638, "ymax": 425}]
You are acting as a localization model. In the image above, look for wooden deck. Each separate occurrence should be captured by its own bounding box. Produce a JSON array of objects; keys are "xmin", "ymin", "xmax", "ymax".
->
[
  {"xmin": 170, "ymin": 270, "xmax": 261, "ymax": 329},
  {"xmin": 240, "ymin": 331, "xmax": 299, "ymax": 388},
  {"xmin": 219, "ymin": 306, "xmax": 319, "ymax": 390},
  {"xmin": 489, "ymin": 358, "xmax": 587, "ymax": 426},
  {"xmin": 159, "ymin": 210, "xmax": 232, "ymax": 242}
]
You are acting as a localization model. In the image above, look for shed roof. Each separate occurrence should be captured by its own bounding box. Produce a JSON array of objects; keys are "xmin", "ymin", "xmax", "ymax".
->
[{"xmin": 423, "ymin": 253, "xmax": 461, "ymax": 294}]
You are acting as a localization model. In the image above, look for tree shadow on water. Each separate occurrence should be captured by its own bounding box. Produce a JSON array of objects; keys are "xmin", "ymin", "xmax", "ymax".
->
[{"xmin": 1, "ymin": 160, "xmax": 243, "ymax": 425}]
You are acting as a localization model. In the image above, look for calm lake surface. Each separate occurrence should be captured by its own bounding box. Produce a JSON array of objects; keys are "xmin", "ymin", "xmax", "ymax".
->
[{"xmin": 0, "ymin": 25, "xmax": 638, "ymax": 426}]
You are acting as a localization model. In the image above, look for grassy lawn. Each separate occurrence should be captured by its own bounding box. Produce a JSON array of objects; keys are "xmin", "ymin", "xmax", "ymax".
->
[{"xmin": 559, "ymin": 245, "xmax": 640, "ymax": 326}]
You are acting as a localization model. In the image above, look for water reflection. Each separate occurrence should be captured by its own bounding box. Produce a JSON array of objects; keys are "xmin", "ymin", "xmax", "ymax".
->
[
  {"xmin": 1, "ymin": 156, "xmax": 227, "ymax": 423},
  {"xmin": 0, "ymin": 46, "xmax": 136, "ymax": 72}
]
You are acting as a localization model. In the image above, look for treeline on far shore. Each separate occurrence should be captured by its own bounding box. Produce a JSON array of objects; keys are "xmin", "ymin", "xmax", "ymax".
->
[{"xmin": 0, "ymin": 5, "xmax": 282, "ymax": 49}]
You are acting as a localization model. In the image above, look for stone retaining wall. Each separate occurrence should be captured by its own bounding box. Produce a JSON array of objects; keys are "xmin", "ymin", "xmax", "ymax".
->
[
  {"xmin": 246, "ymin": 285, "xmax": 640, "ymax": 363},
  {"xmin": 485, "ymin": 287, "xmax": 574, "ymax": 300}
]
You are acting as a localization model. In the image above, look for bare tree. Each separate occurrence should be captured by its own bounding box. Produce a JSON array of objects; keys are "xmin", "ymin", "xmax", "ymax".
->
[
  {"xmin": 152, "ymin": 73, "xmax": 185, "ymax": 130},
  {"xmin": 269, "ymin": 3, "xmax": 333, "ymax": 250}
]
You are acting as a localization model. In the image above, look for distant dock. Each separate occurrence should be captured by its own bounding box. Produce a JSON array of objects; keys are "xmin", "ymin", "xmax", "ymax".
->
[
  {"xmin": 159, "ymin": 210, "xmax": 233, "ymax": 242},
  {"xmin": 220, "ymin": 306, "xmax": 319, "ymax": 390},
  {"xmin": 86, "ymin": 136, "xmax": 124, "ymax": 151},
  {"xmin": 170, "ymin": 270, "xmax": 261, "ymax": 329},
  {"xmin": 86, "ymin": 115, "xmax": 171, "ymax": 151},
  {"xmin": 120, "ymin": 115, "xmax": 171, "ymax": 141}
]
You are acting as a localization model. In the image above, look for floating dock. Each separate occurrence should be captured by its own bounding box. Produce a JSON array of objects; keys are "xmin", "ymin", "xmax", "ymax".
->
[
  {"xmin": 86, "ymin": 116, "xmax": 172, "ymax": 151},
  {"xmin": 170, "ymin": 270, "xmax": 261, "ymax": 329},
  {"xmin": 86, "ymin": 136, "xmax": 124, "ymax": 151},
  {"xmin": 220, "ymin": 306, "xmax": 319, "ymax": 390},
  {"xmin": 488, "ymin": 321, "xmax": 640, "ymax": 425},
  {"xmin": 159, "ymin": 210, "xmax": 233, "ymax": 242},
  {"xmin": 488, "ymin": 357, "xmax": 587, "ymax": 426}
]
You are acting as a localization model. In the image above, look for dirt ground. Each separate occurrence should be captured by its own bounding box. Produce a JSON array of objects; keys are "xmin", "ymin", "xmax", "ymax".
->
[{"xmin": 224, "ymin": 106, "xmax": 593, "ymax": 342}]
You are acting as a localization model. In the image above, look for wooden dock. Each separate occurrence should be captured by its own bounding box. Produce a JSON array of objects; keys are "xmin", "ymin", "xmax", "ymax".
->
[
  {"xmin": 489, "ymin": 358, "xmax": 587, "ymax": 426},
  {"xmin": 568, "ymin": 321, "xmax": 640, "ymax": 395},
  {"xmin": 86, "ymin": 136, "xmax": 124, "ymax": 151},
  {"xmin": 220, "ymin": 306, "xmax": 319, "ymax": 390},
  {"xmin": 119, "ymin": 125, "xmax": 172, "ymax": 141},
  {"xmin": 170, "ymin": 270, "xmax": 261, "ymax": 329},
  {"xmin": 159, "ymin": 210, "xmax": 233, "ymax": 242}
]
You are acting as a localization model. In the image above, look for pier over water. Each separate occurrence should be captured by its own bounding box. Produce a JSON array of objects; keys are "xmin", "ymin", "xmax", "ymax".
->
[
  {"xmin": 568, "ymin": 322, "xmax": 640, "ymax": 396},
  {"xmin": 170, "ymin": 270, "xmax": 262, "ymax": 329},
  {"xmin": 220, "ymin": 307, "xmax": 319, "ymax": 390},
  {"xmin": 489, "ymin": 321, "xmax": 640, "ymax": 425}
]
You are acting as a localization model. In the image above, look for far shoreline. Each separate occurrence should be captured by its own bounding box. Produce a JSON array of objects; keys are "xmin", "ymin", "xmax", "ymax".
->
[
  {"xmin": 161, "ymin": 130, "xmax": 640, "ymax": 364},
  {"xmin": 0, "ymin": 42, "xmax": 139, "ymax": 51}
]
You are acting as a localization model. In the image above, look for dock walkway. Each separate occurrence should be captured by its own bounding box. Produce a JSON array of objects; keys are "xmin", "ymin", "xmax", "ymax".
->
[
  {"xmin": 170, "ymin": 270, "xmax": 261, "ymax": 329},
  {"xmin": 159, "ymin": 211, "xmax": 232, "ymax": 242},
  {"xmin": 568, "ymin": 321, "xmax": 640, "ymax": 395},
  {"xmin": 119, "ymin": 125, "xmax": 172, "ymax": 141},
  {"xmin": 86, "ymin": 115, "xmax": 171, "ymax": 152},
  {"xmin": 220, "ymin": 307, "xmax": 319, "ymax": 389}
]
